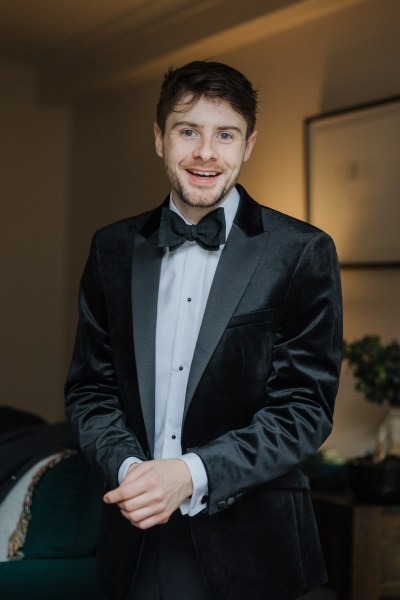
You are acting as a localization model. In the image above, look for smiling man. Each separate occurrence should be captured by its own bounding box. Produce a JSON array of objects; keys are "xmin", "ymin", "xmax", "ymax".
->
[{"xmin": 65, "ymin": 61, "xmax": 342, "ymax": 600}]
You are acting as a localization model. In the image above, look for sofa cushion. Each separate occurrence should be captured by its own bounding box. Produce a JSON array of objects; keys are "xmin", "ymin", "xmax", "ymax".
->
[
  {"xmin": 0, "ymin": 558, "xmax": 105, "ymax": 599},
  {"xmin": 9, "ymin": 451, "xmax": 103, "ymax": 560}
]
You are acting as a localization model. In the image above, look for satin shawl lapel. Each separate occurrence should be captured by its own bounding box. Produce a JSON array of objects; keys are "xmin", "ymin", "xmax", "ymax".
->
[
  {"xmin": 131, "ymin": 207, "xmax": 163, "ymax": 457},
  {"xmin": 184, "ymin": 190, "xmax": 270, "ymax": 421}
]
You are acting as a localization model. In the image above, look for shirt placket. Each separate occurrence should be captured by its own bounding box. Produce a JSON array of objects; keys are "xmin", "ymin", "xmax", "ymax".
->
[{"xmin": 162, "ymin": 244, "xmax": 203, "ymax": 458}]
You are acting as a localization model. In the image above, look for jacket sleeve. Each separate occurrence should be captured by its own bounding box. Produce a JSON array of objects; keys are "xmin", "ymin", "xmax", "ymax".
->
[
  {"xmin": 65, "ymin": 233, "xmax": 147, "ymax": 489},
  {"xmin": 191, "ymin": 231, "xmax": 343, "ymax": 515}
]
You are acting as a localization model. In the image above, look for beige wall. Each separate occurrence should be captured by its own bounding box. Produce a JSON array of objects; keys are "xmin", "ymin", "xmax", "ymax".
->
[
  {"xmin": 67, "ymin": 0, "xmax": 400, "ymax": 456},
  {"xmin": 0, "ymin": 65, "xmax": 70, "ymax": 422}
]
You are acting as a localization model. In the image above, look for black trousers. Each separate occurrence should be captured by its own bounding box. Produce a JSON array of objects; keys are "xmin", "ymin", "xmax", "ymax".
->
[{"xmin": 127, "ymin": 511, "xmax": 215, "ymax": 600}]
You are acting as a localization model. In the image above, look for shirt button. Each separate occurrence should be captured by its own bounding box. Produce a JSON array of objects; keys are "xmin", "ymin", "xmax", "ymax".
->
[
  {"xmin": 179, "ymin": 366, "xmax": 183, "ymax": 371},
  {"xmin": 187, "ymin": 297, "xmax": 192, "ymax": 302},
  {"xmin": 172, "ymin": 434, "xmax": 176, "ymax": 440}
]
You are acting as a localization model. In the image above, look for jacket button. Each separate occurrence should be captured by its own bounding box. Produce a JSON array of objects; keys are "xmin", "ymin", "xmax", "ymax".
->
[
  {"xmin": 217, "ymin": 500, "xmax": 227, "ymax": 510},
  {"xmin": 227, "ymin": 497, "xmax": 235, "ymax": 506}
]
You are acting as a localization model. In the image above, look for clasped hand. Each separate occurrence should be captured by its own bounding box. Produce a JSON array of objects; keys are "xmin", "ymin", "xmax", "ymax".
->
[{"xmin": 103, "ymin": 459, "xmax": 193, "ymax": 529}]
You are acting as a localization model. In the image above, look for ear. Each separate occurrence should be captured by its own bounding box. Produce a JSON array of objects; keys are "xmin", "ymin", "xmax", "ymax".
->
[
  {"xmin": 243, "ymin": 130, "xmax": 257, "ymax": 162},
  {"xmin": 154, "ymin": 122, "xmax": 164, "ymax": 158}
]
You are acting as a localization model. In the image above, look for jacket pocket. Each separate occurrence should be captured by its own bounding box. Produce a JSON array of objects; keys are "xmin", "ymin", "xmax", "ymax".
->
[{"xmin": 227, "ymin": 308, "xmax": 275, "ymax": 329}]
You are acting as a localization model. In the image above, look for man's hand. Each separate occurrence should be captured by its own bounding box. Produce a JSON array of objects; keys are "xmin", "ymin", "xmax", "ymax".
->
[{"xmin": 103, "ymin": 459, "xmax": 193, "ymax": 529}]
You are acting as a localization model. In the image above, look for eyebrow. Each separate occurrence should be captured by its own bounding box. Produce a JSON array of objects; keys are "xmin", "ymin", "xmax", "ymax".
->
[{"xmin": 171, "ymin": 121, "xmax": 244, "ymax": 135}]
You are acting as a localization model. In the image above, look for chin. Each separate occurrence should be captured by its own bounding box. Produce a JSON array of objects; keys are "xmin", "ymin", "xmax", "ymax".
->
[
  {"xmin": 180, "ymin": 185, "xmax": 230, "ymax": 209},
  {"xmin": 183, "ymin": 196, "xmax": 222, "ymax": 209}
]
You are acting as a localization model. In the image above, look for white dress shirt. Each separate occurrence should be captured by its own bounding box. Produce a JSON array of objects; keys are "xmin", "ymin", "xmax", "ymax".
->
[{"xmin": 119, "ymin": 186, "xmax": 240, "ymax": 516}]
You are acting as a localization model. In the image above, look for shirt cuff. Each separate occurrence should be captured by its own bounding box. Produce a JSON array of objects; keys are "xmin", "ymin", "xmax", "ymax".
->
[
  {"xmin": 179, "ymin": 453, "xmax": 209, "ymax": 516},
  {"xmin": 118, "ymin": 457, "xmax": 143, "ymax": 484}
]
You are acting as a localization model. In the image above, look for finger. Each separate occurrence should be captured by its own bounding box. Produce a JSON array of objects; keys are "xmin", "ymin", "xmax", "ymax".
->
[
  {"xmin": 103, "ymin": 489, "xmax": 122, "ymax": 504},
  {"xmin": 116, "ymin": 489, "xmax": 155, "ymax": 513},
  {"xmin": 118, "ymin": 488, "xmax": 170, "ymax": 523},
  {"xmin": 103, "ymin": 471, "xmax": 150, "ymax": 504},
  {"xmin": 103, "ymin": 483, "xmax": 143, "ymax": 505},
  {"xmin": 121, "ymin": 506, "xmax": 171, "ymax": 529}
]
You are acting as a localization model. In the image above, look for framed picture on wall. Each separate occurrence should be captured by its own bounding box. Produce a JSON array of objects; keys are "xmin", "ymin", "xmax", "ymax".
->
[{"xmin": 305, "ymin": 96, "xmax": 400, "ymax": 268}]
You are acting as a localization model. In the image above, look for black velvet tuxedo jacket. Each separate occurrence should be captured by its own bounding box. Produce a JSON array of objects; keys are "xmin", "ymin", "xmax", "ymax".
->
[{"xmin": 65, "ymin": 185, "xmax": 342, "ymax": 600}]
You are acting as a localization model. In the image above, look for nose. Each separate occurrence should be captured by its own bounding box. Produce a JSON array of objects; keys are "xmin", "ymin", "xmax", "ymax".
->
[{"xmin": 193, "ymin": 136, "xmax": 217, "ymax": 162}]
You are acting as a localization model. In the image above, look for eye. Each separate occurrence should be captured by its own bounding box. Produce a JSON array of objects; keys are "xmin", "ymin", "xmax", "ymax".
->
[
  {"xmin": 218, "ymin": 131, "xmax": 233, "ymax": 141},
  {"xmin": 181, "ymin": 129, "xmax": 196, "ymax": 137}
]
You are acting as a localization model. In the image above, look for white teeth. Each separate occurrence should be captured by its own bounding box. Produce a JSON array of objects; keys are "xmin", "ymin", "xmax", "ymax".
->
[{"xmin": 191, "ymin": 170, "xmax": 218, "ymax": 177}]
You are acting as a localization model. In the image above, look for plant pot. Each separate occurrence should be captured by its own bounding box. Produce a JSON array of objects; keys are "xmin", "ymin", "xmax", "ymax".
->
[
  {"xmin": 348, "ymin": 455, "xmax": 400, "ymax": 503},
  {"xmin": 375, "ymin": 406, "xmax": 400, "ymax": 460}
]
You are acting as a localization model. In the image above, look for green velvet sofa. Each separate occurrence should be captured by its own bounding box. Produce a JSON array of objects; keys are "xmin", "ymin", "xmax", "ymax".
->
[{"xmin": 0, "ymin": 414, "xmax": 105, "ymax": 600}]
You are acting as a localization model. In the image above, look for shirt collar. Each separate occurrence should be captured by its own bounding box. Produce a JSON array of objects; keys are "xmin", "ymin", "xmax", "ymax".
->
[{"xmin": 168, "ymin": 186, "xmax": 240, "ymax": 243}]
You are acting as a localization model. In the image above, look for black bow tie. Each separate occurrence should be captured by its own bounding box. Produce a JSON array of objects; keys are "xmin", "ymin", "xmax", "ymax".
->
[{"xmin": 158, "ymin": 207, "xmax": 226, "ymax": 252}]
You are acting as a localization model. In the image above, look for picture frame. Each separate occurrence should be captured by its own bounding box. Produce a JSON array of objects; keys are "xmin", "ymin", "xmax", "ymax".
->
[{"xmin": 305, "ymin": 96, "xmax": 400, "ymax": 268}]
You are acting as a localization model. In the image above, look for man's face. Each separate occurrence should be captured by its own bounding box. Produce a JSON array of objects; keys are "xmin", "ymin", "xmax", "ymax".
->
[{"xmin": 154, "ymin": 94, "xmax": 257, "ymax": 214}]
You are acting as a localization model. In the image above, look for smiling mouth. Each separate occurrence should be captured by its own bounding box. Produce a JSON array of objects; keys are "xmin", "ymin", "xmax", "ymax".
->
[{"xmin": 187, "ymin": 169, "xmax": 220, "ymax": 179}]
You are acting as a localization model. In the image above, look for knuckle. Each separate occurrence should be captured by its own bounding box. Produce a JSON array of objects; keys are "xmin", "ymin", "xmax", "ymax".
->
[
  {"xmin": 120, "ymin": 500, "xmax": 133, "ymax": 512},
  {"xmin": 118, "ymin": 488, "xmax": 130, "ymax": 501},
  {"xmin": 153, "ymin": 490, "xmax": 164, "ymax": 502},
  {"xmin": 160, "ymin": 513, "xmax": 169, "ymax": 524},
  {"xmin": 130, "ymin": 514, "xmax": 141, "ymax": 525},
  {"xmin": 148, "ymin": 474, "xmax": 159, "ymax": 487}
]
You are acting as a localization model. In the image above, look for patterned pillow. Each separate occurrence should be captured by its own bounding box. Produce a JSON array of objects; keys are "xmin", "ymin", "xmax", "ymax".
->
[
  {"xmin": 0, "ymin": 455, "xmax": 59, "ymax": 561},
  {"xmin": 8, "ymin": 451, "xmax": 103, "ymax": 560}
]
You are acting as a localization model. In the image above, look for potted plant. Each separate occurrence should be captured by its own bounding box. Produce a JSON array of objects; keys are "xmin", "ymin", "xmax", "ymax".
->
[{"xmin": 343, "ymin": 335, "xmax": 400, "ymax": 502}]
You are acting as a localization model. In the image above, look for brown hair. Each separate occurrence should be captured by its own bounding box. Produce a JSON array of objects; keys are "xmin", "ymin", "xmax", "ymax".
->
[{"xmin": 156, "ymin": 61, "xmax": 258, "ymax": 139}]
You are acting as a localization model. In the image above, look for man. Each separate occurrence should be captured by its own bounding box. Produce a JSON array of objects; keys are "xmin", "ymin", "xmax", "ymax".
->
[{"xmin": 65, "ymin": 61, "xmax": 342, "ymax": 600}]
